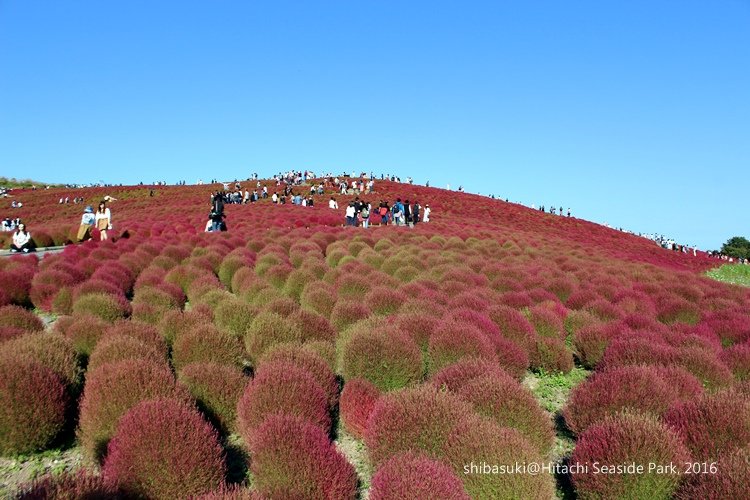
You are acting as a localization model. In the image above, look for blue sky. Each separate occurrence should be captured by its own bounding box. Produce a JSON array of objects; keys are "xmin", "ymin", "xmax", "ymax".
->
[{"xmin": 1, "ymin": 1, "xmax": 748, "ymax": 249}]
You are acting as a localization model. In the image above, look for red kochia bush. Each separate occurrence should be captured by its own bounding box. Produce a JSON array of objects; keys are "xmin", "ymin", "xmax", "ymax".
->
[
  {"xmin": 676, "ymin": 346, "xmax": 733, "ymax": 390},
  {"xmin": 487, "ymin": 304, "xmax": 536, "ymax": 353},
  {"xmin": 330, "ymin": 301, "xmax": 371, "ymax": 332},
  {"xmin": 248, "ymin": 415, "xmax": 357, "ymax": 500},
  {"xmin": 102, "ymin": 398, "xmax": 226, "ymax": 499},
  {"xmin": 16, "ymin": 470, "xmax": 125, "ymax": 499},
  {"xmin": 236, "ymin": 361, "xmax": 330, "ymax": 443},
  {"xmin": 106, "ymin": 319, "xmax": 167, "ymax": 355},
  {"xmin": 63, "ymin": 314, "xmax": 110, "ymax": 356},
  {"xmin": 339, "ymin": 378, "xmax": 381, "ymax": 440},
  {"xmin": 258, "ymin": 344, "xmax": 339, "ymax": 407},
  {"xmin": 565, "ymin": 366, "xmax": 679, "ymax": 435},
  {"xmin": 370, "ymin": 451, "xmax": 469, "ymax": 500},
  {"xmin": 530, "ymin": 337, "xmax": 574, "ymax": 374},
  {"xmin": 528, "ymin": 305, "xmax": 565, "ymax": 340},
  {"xmin": 342, "ymin": 328, "xmax": 424, "ymax": 392},
  {"xmin": 664, "ymin": 392, "xmax": 750, "ymax": 461},
  {"xmin": 0, "ymin": 304, "xmax": 45, "ymax": 333},
  {"xmin": 178, "ymin": 362, "xmax": 247, "ymax": 434},
  {"xmin": 393, "ymin": 312, "xmax": 438, "ymax": 351},
  {"xmin": 721, "ymin": 342, "xmax": 750, "ymax": 381},
  {"xmin": 430, "ymin": 359, "xmax": 512, "ymax": 393},
  {"xmin": 365, "ymin": 385, "xmax": 474, "ymax": 467},
  {"xmin": 427, "ymin": 322, "xmax": 497, "ymax": 374},
  {"xmin": 675, "ymin": 447, "xmax": 750, "ymax": 499},
  {"xmin": 442, "ymin": 416, "xmax": 555, "ymax": 500},
  {"xmin": 78, "ymin": 359, "xmax": 188, "ymax": 461},
  {"xmin": 0, "ymin": 358, "xmax": 69, "ymax": 455},
  {"xmin": 457, "ymin": 373, "xmax": 554, "ymax": 454},
  {"xmin": 571, "ymin": 413, "xmax": 689, "ymax": 500},
  {"xmin": 573, "ymin": 322, "xmax": 621, "ymax": 369}
]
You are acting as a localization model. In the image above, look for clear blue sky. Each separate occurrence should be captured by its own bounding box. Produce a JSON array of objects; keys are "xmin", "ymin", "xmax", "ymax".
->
[{"xmin": 1, "ymin": 1, "xmax": 748, "ymax": 250}]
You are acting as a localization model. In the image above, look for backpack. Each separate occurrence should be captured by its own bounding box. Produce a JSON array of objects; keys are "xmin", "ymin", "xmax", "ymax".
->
[
  {"xmin": 379, "ymin": 207, "xmax": 387, "ymax": 216},
  {"xmin": 361, "ymin": 208, "xmax": 369, "ymax": 218}
]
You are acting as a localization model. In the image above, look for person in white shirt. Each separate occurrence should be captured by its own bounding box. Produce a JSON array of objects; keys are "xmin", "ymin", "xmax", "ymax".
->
[
  {"xmin": 271, "ymin": 192, "xmax": 278, "ymax": 204},
  {"xmin": 10, "ymin": 223, "xmax": 33, "ymax": 252},
  {"xmin": 329, "ymin": 197, "xmax": 339, "ymax": 210},
  {"xmin": 423, "ymin": 204, "xmax": 431, "ymax": 223},
  {"xmin": 95, "ymin": 200, "xmax": 112, "ymax": 241},
  {"xmin": 345, "ymin": 203, "xmax": 356, "ymax": 226}
]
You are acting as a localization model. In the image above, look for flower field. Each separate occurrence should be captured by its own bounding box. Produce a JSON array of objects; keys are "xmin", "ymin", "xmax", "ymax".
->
[{"xmin": 1, "ymin": 179, "xmax": 749, "ymax": 499}]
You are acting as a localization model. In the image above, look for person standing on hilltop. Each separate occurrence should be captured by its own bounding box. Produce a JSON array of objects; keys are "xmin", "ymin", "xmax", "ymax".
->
[
  {"xmin": 403, "ymin": 200, "xmax": 412, "ymax": 227},
  {"xmin": 412, "ymin": 201, "xmax": 421, "ymax": 225},
  {"xmin": 95, "ymin": 200, "xmax": 112, "ymax": 240},
  {"xmin": 209, "ymin": 192, "xmax": 225, "ymax": 232}
]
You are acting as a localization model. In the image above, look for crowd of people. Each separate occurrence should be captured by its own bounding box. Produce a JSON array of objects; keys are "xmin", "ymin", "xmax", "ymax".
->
[{"xmin": 706, "ymin": 252, "xmax": 749, "ymax": 264}]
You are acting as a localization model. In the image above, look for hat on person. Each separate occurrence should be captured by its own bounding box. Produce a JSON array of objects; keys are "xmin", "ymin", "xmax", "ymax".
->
[
  {"xmin": 103, "ymin": 195, "xmax": 116, "ymax": 202},
  {"xmin": 84, "ymin": 206, "xmax": 94, "ymax": 213}
]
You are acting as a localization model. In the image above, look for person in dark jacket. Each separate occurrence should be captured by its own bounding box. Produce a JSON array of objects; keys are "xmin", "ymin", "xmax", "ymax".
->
[{"xmin": 412, "ymin": 201, "xmax": 421, "ymax": 225}]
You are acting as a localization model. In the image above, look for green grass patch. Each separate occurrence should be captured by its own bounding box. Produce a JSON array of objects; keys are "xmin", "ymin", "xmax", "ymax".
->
[{"xmin": 706, "ymin": 264, "xmax": 750, "ymax": 288}]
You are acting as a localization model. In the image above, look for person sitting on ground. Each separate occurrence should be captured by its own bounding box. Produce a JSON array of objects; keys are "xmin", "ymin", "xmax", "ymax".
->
[
  {"xmin": 95, "ymin": 200, "xmax": 112, "ymax": 241},
  {"xmin": 329, "ymin": 197, "xmax": 338, "ymax": 209},
  {"xmin": 77, "ymin": 205, "xmax": 96, "ymax": 242},
  {"xmin": 10, "ymin": 223, "xmax": 33, "ymax": 253}
]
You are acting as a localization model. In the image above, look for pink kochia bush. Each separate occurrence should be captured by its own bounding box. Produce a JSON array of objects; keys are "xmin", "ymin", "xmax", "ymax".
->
[
  {"xmin": 663, "ymin": 391, "xmax": 750, "ymax": 461},
  {"xmin": 236, "ymin": 361, "xmax": 330, "ymax": 443},
  {"xmin": 0, "ymin": 358, "xmax": 69, "ymax": 455},
  {"xmin": 102, "ymin": 399, "xmax": 226, "ymax": 499},
  {"xmin": 0, "ymin": 331, "xmax": 81, "ymax": 388},
  {"xmin": 258, "ymin": 344, "xmax": 339, "ymax": 407},
  {"xmin": 87, "ymin": 335, "xmax": 164, "ymax": 372},
  {"xmin": 565, "ymin": 366, "xmax": 680, "ymax": 435},
  {"xmin": 248, "ymin": 415, "xmax": 357, "ymax": 499},
  {"xmin": 427, "ymin": 322, "xmax": 497, "ymax": 374},
  {"xmin": 339, "ymin": 378, "xmax": 382, "ymax": 439},
  {"xmin": 675, "ymin": 447, "xmax": 750, "ymax": 499},
  {"xmin": 570, "ymin": 413, "xmax": 689, "ymax": 500},
  {"xmin": 78, "ymin": 359, "xmax": 189, "ymax": 461},
  {"xmin": 15, "ymin": 470, "xmax": 125, "ymax": 499},
  {"xmin": 370, "ymin": 451, "xmax": 469, "ymax": 500},
  {"xmin": 0, "ymin": 304, "xmax": 45, "ymax": 333}
]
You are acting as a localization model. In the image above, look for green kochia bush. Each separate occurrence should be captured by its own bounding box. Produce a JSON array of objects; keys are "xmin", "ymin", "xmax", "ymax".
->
[
  {"xmin": 248, "ymin": 415, "xmax": 357, "ymax": 500},
  {"xmin": 370, "ymin": 451, "xmax": 470, "ymax": 500},
  {"xmin": 0, "ymin": 358, "xmax": 69, "ymax": 455},
  {"xmin": 0, "ymin": 304, "xmax": 45, "ymax": 333},
  {"xmin": 365, "ymin": 385, "xmax": 474, "ymax": 467},
  {"xmin": 78, "ymin": 359, "xmax": 190, "ymax": 461},
  {"xmin": 178, "ymin": 362, "xmax": 248, "ymax": 434},
  {"xmin": 570, "ymin": 413, "xmax": 689, "ymax": 500},
  {"xmin": 173, "ymin": 324, "xmax": 246, "ymax": 371},
  {"xmin": 342, "ymin": 328, "xmax": 424, "ymax": 392},
  {"xmin": 456, "ymin": 373, "xmax": 554, "ymax": 454},
  {"xmin": 0, "ymin": 331, "xmax": 81, "ymax": 388},
  {"xmin": 243, "ymin": 311, "xmax": 303, "ymax": 363},
  {"xmin": 72, "ymin": 292, "xmax": 131, "ymax": 322},
  {"xmin": 102, "ymin": 398, "xmax": 226, "ymax": 499},
  {"xmin": 87, "ymin": 334, "xmax": 165, "ymax": 373}
]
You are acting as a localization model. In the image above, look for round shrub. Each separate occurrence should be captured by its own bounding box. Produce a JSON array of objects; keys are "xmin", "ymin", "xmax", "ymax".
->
[
  {"xmin": 102, "ymin": 398, "xmax": 226, "ymax": 499},
  {"xmin": 0, "ymin": 325, "xmax": 25, "ymax": 343},
  {"xmin": 261, "ymin": 297, "xmax": 299, "ymax": 316},
  {"xmin": 652, "ymin": 366, "xmax": 704, "ymax": 401},
  {"xmin": 236, "ymin": 361, "xmax": 330, "ymax": 443},
  {"xmin": 676, "ymin": 346, "xmax": 733, "ymax": 390},
  {"xmin": 365, "ymin": 286, "xmax": 406, "ymax": 315},
  {"xmin": 213, "ymin": 299, "xmax": 258, "ymax": 337},
  {"xmin": 63, "ymin": 314, "xmax": 109, "ymax": 356},
  {"xmin": 457, "ymin": 374, "xmax": 554, "ymax": 454},
  {"xmin": 157, "ymin": 309, "xmax": 212, "ymax": 346},
  {"xmin": 0, "ymin": 358, "xmax": 69, "ymax": 455},
  {"xmin": 342, "ymin": 329, "xmax": 423, "ymax": 392},
  {"xmin": 173, "ymin": 324, "xmax": 245, "ymax": 371},
  {"xmin": 365, "ymin": 385, "xmax": 474, "ymax": 467},
  {"xmin": 87, "ymin": 334, "xmax": 164, "ymax": 372},
  {"xmin": 78, "ymin": 359, "xmax": 188, "ymax": 461},
  {"xmin": 565, "ymin": 366, "xmax": 679, "ymax": 435},
  {"xmin": 573, "ymin": 323, "xmax": 620, "ymax": 369},
  {"xmin": 30, "ymin": 270, "xmax": 78, "ymax": 311},
  {"xmin": 370, "ymin": 451, "xmax": 469, "ymax": 500},
  {"xmin": 675, "ymin": 447, "xmax": 750, "ymax": 500},
  {"xmin": 487, "ymin": 304, "xmax": 536, "ymax": 353},
  {"xmin": 243, "ymin": 311, "xmax": 303, "ymax": 363},
  {"xmin": 430, "ymin": 358, "xmax": 512, "ymax": 393},
  {"xmin": 72, "ymin": 292, "xmax": 131, "ymax": 323},
  {"xmin": 599, "ymin": 334, "xmax": 678, "ymax": 370},
  {"xmin": 15, "ymin": 470, "xmax": 124, "ymax": 499},
  {"xmin": 0, "ymin": 331, "xmax": 81, "ymax": 388},
  {"xmin": 393, "ymin": 312, "xmax": 438, "ymax": 351},
  {"xmin": 300, "ymin": 282, "xmax": 337, "ymax": 318},
  {"xmin": 528, "ymin": 305, "xmax": 565, "ymax": 340},
  {"xmin": 106, "ymin": 319, "xmax": 167, "ymax": 355},
  {"xmin": 427, "ymin": 322, "xmax": 497, "ymax": 375},
  {"xmin": 290, "ymin": 309, "xmax": 337, "ymax": 344},
  {"xmin": 248, "ymin": 415, "xmax": 357, "ymax": 500},
  {"xmin": 664, "ymin": 392, "xmax": 750, "ymax": 460},
  {"xmin": 491, "ymin": 336, "xmax": 529, "ymax": 379},
  {"xmin": 330, "ymin": 301, "xmax": 371, "ymax": 332},
  {"xmin": 442, "ymin": 416, "xmax": 555, "ymax": 499},
  {"xmin": 178, "ymin": 362, "xmax": 247, "ymax": 434},
  {"xmin": 530, "ymin": 337, "xmax": 574, "ymax": 374},
  {"xmin": 340, "ymin": 378, "xmax": 381, "ymax": 440},
  {"xmin": 571, "ymin": 413, "xmax": 689, "ymax": 500},
  {"xmin": 721, "ymin": 343, "xmax": 750, "ymax": 381},
  {"xmin": 258, "ymin": 344, "xmax": 339, "ymax": 407},
  {"xmin": 0, "ymin": 305, "xmax": 45, "ymax": 333}
]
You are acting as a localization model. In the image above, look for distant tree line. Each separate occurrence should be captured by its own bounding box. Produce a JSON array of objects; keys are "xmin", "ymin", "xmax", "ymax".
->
[{"xmin": 720, "ymin": 236, "xmax": 750, "ymax": 260}]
